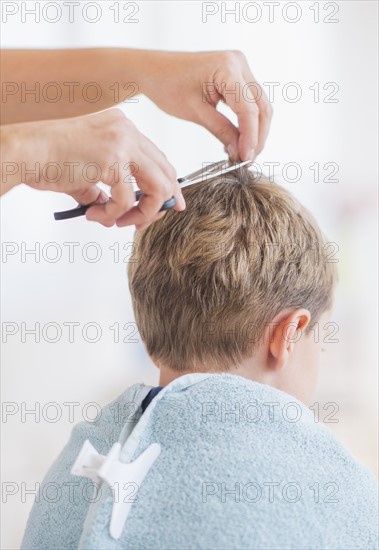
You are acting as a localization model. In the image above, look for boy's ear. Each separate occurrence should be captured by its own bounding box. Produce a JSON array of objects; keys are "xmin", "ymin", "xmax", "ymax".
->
[{"xmin": 267, "ymin": 309, "xmax": 311, "ymax": 371}]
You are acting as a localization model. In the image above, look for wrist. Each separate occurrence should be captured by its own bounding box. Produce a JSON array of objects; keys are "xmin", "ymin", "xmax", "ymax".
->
[
  {"xmin": 1, "ymin": 120, "xmax": 52, "ymax": 193},
  {"xmin": 1, "ymin": 124, "xmax": 22, "ymax": 194},
  {"xmin": 121, "ymin": 49, "xmax": 169, "ymax": 98}
]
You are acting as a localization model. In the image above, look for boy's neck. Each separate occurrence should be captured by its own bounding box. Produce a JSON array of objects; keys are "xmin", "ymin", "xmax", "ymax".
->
[
  {"xmin": 159, "ymin": 366, "xmax": 191, "ymax": 386},
  {"xmin": 157, "ymin": 360, "xmax": 270, "ymax": 387}
]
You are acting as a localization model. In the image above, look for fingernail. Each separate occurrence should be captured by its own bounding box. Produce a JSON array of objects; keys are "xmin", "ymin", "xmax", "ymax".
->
[
  {"xmin": 85, "ymin": 209, "xmax": 95, "ymax": 221},
  {"xmin": 246, "ymin": 149, "xmax": 255, "ymax": 161},
  {"xmin": 136, "ymin": 223, "xmax": 148, "ymax": 231},
  {"xmin": 177, "ymin": 193, "xmax": 186, "ymax": 210},
  {"xmin": 227, "ymin": 145, "xmax": 238, "ymax": 161}
]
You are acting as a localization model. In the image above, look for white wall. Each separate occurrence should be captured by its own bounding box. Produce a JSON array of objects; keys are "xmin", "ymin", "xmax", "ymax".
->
[{"xmin": 1, "ymin": 2, "xmax": 378, "ymax": 548}]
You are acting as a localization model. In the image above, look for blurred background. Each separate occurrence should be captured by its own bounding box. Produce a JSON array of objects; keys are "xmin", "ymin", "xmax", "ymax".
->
[{"xmin": 1, "ymin": 1, "xmax": 378, "ymax": 548}]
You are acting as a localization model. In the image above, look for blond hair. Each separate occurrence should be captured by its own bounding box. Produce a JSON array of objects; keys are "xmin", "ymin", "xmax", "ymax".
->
[{"xmin": 128, "ymin": 168, "xmax": 337, "ymax": 371}]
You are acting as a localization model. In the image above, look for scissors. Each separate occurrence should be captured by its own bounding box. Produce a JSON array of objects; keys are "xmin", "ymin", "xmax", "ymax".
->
[{"xmin": 53, "ymin": 159, "xmax": 252, "ymax": 220}]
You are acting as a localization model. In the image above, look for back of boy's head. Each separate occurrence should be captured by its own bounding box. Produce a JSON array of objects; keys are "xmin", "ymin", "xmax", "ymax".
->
[{"xmin": 128, "ymin": 168, "xmax": 337, "ymax": 372}]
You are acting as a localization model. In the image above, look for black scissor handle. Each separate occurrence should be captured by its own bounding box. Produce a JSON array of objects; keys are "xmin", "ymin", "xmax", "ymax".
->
[
  {"xmin": 54, "ymin": 192, "xmax": 176, "ymax": 221},
  {"xmin": 54, "ymin": 204, "xmax": 91, "ymax": 220},
  {"xmin": 134, "ymin": 191, "xmax": 176, "ymax": 211}
]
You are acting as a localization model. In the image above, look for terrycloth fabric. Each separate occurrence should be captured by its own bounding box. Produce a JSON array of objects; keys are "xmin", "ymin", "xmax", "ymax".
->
[
  {"xmin": 22, "ymin": 373, "xmax": 378, "ymax": 550},
  {"xmin": 21, "ymin": 383, "xmax": 153, "ymax": 550}
]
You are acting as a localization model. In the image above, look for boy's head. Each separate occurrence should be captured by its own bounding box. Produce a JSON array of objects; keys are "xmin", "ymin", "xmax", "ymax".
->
[{"xmin": 128, "ymin": 168, "xmax": 337, "ymax": 404}]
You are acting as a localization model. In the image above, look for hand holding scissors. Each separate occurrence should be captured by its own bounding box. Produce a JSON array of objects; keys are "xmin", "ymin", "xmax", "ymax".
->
[{"xmin": 54, "ymin": 160, "xmax": 253, "ymax": 224}]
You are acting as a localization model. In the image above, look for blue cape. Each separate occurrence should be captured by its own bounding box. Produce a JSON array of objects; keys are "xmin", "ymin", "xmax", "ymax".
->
[{"xmin": 22, "ymin": 373, "xmax": 378, "ymax": 549}]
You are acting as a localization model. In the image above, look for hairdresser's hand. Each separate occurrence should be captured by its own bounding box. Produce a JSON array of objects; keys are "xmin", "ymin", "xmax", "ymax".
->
[
  {"xmin": 1, "ymin": 109, "xmax": 185, "ymax": 229},
  {"xmin": 140, "ymin": 50, "xmax": 272, "ymax": 161}
]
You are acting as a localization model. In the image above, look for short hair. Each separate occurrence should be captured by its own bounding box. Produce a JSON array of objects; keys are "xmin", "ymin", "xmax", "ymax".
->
[{"xmin": 128, "ymin": 168, "xmax": 337, "ymax": 372}]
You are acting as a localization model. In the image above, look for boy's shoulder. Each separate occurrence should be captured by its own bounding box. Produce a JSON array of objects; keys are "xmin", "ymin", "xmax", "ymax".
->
[
  {"xmin": 79, "ymin": 373, "xmax": 378, "ymax": 550},
  {"xmin": 21, "ymin": 382, "xmax": 152, "ymax": 550},
  {"xmin": 71, "ymin": 382, "xmax": 153, "ymax": 452},
  {"xmin": 153, "ymin": 373, "xmax": 376, "ymax": 482},
  {"xmin": 22, "ymin": 374, "xmax": 378, "ymax": 550}
]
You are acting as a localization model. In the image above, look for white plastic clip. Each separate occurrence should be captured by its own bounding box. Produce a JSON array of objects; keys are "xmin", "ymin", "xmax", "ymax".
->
[
  {"xmin": 71, "ymin": 440, "xmax": 106, "ymax": 482},
  {"xmin": 71, "ymin": 440, "xmax": 161, "ymax": 540}
]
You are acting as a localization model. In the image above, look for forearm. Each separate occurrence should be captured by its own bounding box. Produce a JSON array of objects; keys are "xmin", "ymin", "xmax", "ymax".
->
[{"xmin": 0, "ymin": 48, "xmax": 157, "ymax": 124}]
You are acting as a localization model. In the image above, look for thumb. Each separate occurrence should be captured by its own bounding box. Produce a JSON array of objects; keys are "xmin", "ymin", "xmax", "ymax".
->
[
  {"xmin": 70, "ymin": 186, "xmax": 108, "ymax": 206},
  {"xmin": 196, "ymin": 103, "xmax": 240, "ymax": 161}
]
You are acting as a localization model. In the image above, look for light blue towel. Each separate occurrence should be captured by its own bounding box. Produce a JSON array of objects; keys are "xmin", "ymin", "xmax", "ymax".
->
[
  {"xmin": 21, "ymin": 382, "xmax": 152, "ymax": 550},
  {"xmin": 22, "ymin": 373, "xmax": 378, "ymax": 549}
]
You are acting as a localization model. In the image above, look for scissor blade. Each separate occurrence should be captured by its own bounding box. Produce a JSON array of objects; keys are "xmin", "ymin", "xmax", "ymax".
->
[
  {"xmin": 177, "ymin": 160, "xmax": 226, "ymax": 184},
  {"xmin": 178, "ymin": 159, "xmax": 252, "ymax": 189}
]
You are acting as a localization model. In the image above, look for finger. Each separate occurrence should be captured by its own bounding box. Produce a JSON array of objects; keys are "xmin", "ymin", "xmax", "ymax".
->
[
  {"xmin": 85, "ymin": 179, "xmax": 135, "ymax": 227},
  {"xmin": 114, "ymin": 162, "xmax": 176, "ymax": 227},
  {"xmin": 151, "ymin": 157, "xmax": 186, "ymax": 212},
  {"xmin": 195, "ymin": 102, "xmax": 240, "ymax": 160},
  {"xmin": 116, "ymin": 193, "xmax": 182, "ymax": 228},
  {"xmin": 255, "ymin": 99, "xmax": 272, "ymax": 157},
  {"xmin": 138, "ymin": 138, "xmax": 185, "ymax": 211},
  {"xmin": 243, "ymin": 71, "xmax": 273, "ymax": 156},
  {"xmin": 220, "ymin": 73, "xmax": 260, "ymax": 161},
  {"xmin": 71, "ymin": 186, "xmax": 108, "ymax": 206},
  {"xmin": 141, "ymin": 134, "xmax": 177, "ymax": 182},
  {"xmin": 86, "ymin": 148, "xmax": 178, "ymax": 228},
  {"xmin": 172, "ymin": 181, "xmax": 186, "ymax": 211},
  {"xmin": 134, "ymin": 210, "xmax": 167, "ymax": 231},
  {"xmin": 115, "ymin": 192, "xmax": 168, "ymax": 228}
]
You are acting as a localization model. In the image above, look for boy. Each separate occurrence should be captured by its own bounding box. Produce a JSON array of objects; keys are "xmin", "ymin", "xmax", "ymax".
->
[{"xmin": 22, "ymin": 168, "xmax": 378, "ymax": 549}]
